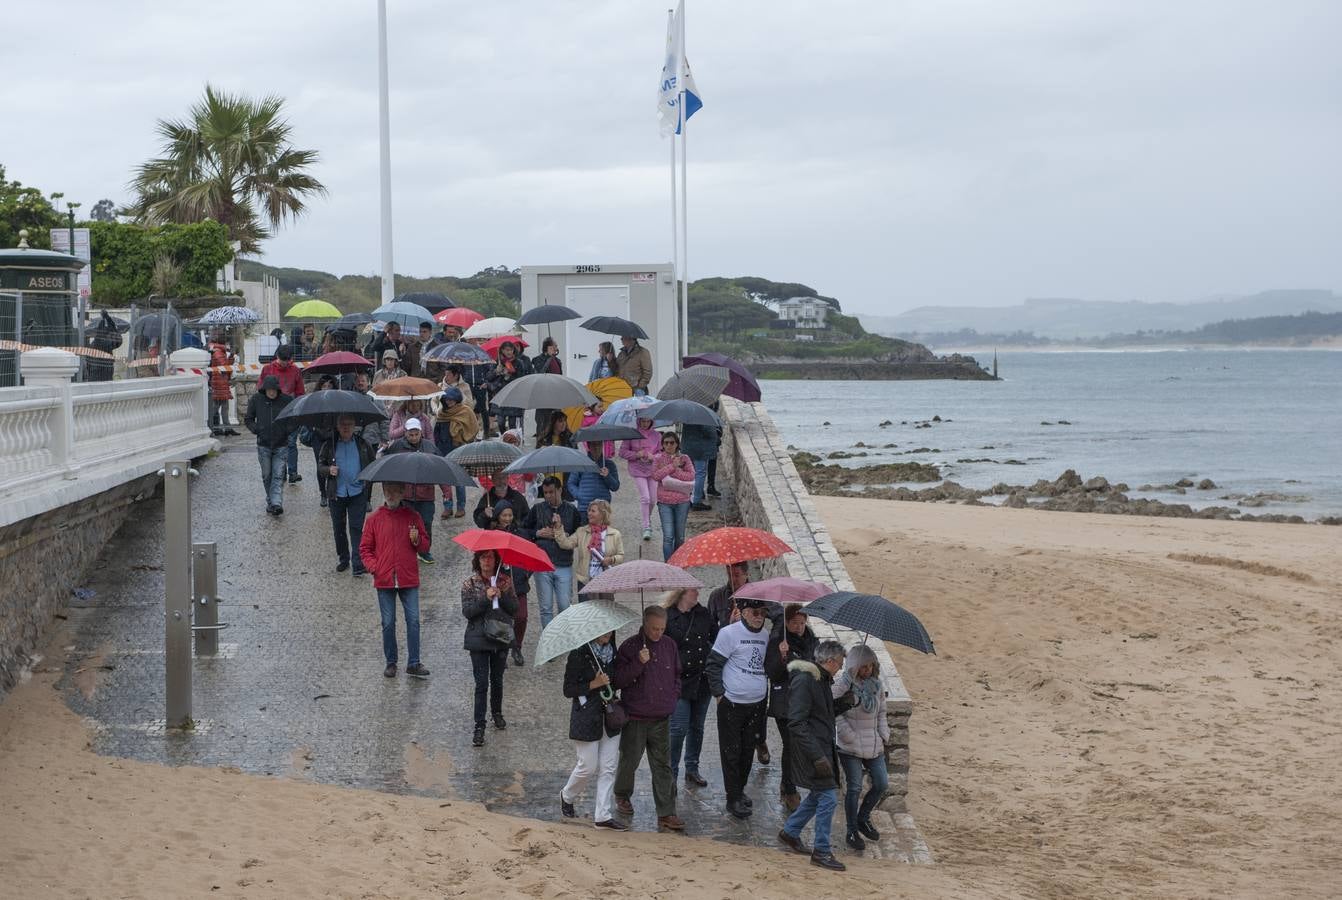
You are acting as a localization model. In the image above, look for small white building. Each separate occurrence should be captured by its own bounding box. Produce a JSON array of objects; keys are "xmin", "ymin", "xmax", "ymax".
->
[{"xmin": 777, "ymin": 296, "xmax": 830, "ymax": 329}]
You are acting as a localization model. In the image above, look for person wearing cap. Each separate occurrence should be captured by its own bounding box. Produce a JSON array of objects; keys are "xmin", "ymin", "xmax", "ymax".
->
[
  {"xmin": 259, "ymin": 344, "xmax": 306, "ymax": 484},
  {"xmin": 243, "ymin": 374, "xmax": 293, "ymax": 515},
  {"xmin": 705, "ymin": 596, "xmax": 772, "ymax": 819},
  {"xmin": 385, "ymin": 417, "xmax": 442, "ymax": 564},
  {"xmin": 433, "ymin": 386, "xmax": 479, "ymax": 519},
  {"xmin": 372, "ymin": 348, "xmax": 407, "ymax": 388}
]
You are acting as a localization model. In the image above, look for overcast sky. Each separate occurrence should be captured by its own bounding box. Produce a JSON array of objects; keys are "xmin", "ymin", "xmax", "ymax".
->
[{"xmin": 7, "ymin": 0, "xmax": 1340, "ymax": 314}]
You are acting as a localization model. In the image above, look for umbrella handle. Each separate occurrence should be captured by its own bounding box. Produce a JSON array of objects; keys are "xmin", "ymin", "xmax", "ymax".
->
[{"xmin": 588, "ymin": 644, "xmax": 616, "ymax": 701}]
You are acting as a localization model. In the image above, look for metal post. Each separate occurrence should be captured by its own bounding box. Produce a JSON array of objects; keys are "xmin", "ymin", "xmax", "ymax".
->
[
  {"xmin": 164, "ymin": 460, "xmax": 193, "ymax": 728},
  {"xmin": 13, "ymin": 291, "xmax": 23, "ymax": 385},
  {"xmin": 376, "ymin": 0, "xmax": 396, "ymax": 304},
  {"xmin": 192, "ymin": 542, "xmax": 219, "ymax": 656}
]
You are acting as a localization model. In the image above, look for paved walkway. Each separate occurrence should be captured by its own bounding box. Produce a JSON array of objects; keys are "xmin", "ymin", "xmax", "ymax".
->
[{"xmin": 59, "ymin": 437, "xmax": 817, "ymax": 846}]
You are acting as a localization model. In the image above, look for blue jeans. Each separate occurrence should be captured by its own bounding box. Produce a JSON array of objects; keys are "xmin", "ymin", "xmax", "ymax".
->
[
  {"xmin": 783, "ymin": 787, "xmax": 839, "ymax": 856},
  {"xmin": 658, "ymin": 502, "xmax": 689, "ymax": 561},
  {"xmin": 285, "ymin": 428, "xmax": 299, "ymax": 479},
  {"xmin": 691, "ymin": 458, "xmax": 709, "ymax": 504},
  {"xmin": 257, "ymin": 445, "xmax": 286, "ymax": 507},
  {"xmin": 668, "ymin": 692, "xmax": 711, "ymax": 779},
  {"xmin": 533, "ymin": 566, "xmax": 573, "ymax": 628},
  {"xmin": 376, "ymin": 587, "xmax": 421, "ymax": 667},
  {"xmin": 839, "ymin": 752, "xmax": 890, "ymax": 830}
]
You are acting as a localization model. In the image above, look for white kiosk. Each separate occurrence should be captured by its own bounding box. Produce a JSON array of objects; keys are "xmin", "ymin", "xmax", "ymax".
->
[{"xmin": 519, "ymin": 263, "xmax": 676, "ymax": 393}]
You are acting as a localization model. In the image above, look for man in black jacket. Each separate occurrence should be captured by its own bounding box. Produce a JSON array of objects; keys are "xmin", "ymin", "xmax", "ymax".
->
[
  {"xmin": 319, "ymin": 415, "xmax": 376, "ymax": 575},
  {"xmin": 523, "ymin": 476, "xmax": 586, "ymax": 628},
  {"xmin": 777, "ymin": 640, "xmax": 848, "ymax": 872},
  {"xmin": 244, "ymin": 375, "xmax": 292, "ymax": 515},
  {"xmin": 473, "ymin": 472, "xmax": 529, "ymax": 529}
]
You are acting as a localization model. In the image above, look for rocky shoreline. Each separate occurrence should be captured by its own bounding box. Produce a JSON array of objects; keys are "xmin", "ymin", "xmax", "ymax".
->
[{"xmin": 791, "ymin": 454, "xmax": 1341, "ymax": 525}]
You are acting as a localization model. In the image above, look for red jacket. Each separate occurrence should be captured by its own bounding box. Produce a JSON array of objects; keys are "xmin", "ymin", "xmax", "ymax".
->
[
  {"xmin": 359, "ymin": 503, "xmax": 430, "ymax": 588},
  {"xmin": 259, "ymin": 360, "xmax": 306, "ymax": 397},
  {"xmin": 208, "ymin": 343, "xmax": 234, "ymax": 400}
]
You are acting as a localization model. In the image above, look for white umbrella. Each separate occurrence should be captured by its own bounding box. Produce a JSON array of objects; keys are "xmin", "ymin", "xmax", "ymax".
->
[
  {"xmin": 534, "ymin": 601, "xmax": 640, "ymax": 666},
  {"xmin": 463, "ymin": 316, "xmax": 522, "ymax": 341}
]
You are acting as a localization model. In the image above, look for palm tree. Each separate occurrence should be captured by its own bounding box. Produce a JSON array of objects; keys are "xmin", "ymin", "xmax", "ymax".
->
[{"xmin": 127, "ymin": 84, "xmax": 327, "ymax": 253}]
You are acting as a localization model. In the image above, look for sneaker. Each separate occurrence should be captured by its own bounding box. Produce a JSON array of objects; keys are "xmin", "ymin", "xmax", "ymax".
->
[
  {"xmin": 846, "ymin": 830, "xmax": 867, "ymax": 852},
  {"xmin": 706, "ymin": 487, "xmax": 721, "ymax": 497},
  {"xmin": 273, "ymin": 505, "xmax": 284, "ymax": 516},
  {"xmin": 510, "ymin": 647, "xmax": 525, "ymax": 667},
  {"xmin": 778, "ymin": 830, "xmax": 809, "ymax": 855},
  {"xmin": 684, "ymin": 771, "xmax": 708, "ymax": 788},
  {"xmin": 560, "ymin": 795, "xmax": 576, "ymax": 819},
  {"xmin": 690, "ymin": 502, "xmax": 712, "ymax": 512},
  {"xmin": 857, "ymin": 819, "xmax": 881, "ymax": 841},
  {"xmin": 493, "ymin": 714, "xmax": 506, "ymax": 730},
  {"xmin": 657, "ymin": 815, "xmax": 685, "ymax": 832},
  {"xmin": 418, "ymin": 552, "xmax": 434, "ymax": 564},
  {"xmin": 265, "ymin": 504, "xmax": 277, "ymax": 516},
  {"xmin": 405, "ymin": 664, "xmax": 431, "ymax": 678},
  {"xmin": 320, "ymin": 495, "xmax": 328, "ymax": 508},
  {"xmin": 615, "ymin": 797, "xmax": 634, "ymax": 817},
  {"xmin": 472, "ymin": 726, "xmax": 485, "ymax": 747},
  {"xmin": 352, "ymin": 567, "xmax": 368, "ymax": 578},
  {"xmin": 289, "ymin": 474, "xmax": 303, "ymax": 484},
  {"xmin": 594, "ymin": 819, "xmax": 628, "ymax": 831},
  {"xmin": 383, "ymin": 664, "xmax": 397, "ymax": 678},
  {"xmin": 336, "ymin": 560, "xmax": 349, "ymax": 573},
  {"xmin": 810, "ymin": 851, "xmax": 847, "ymax": 872},
  {"xmin": 756, "ymin": 744, "xmax": 771, "ymax": 765},
  {"xmin": 642, "ymin": 529, "xmax": 652, "ymax": 542}
]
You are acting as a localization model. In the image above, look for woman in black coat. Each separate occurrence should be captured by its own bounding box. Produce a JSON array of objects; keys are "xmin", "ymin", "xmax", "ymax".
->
[
  {"xmin": 461, "ymin": 549, "xmax": 518, "ymax": 748},
  {"xmin": 559, "ymin": 633, "xmax": 627, "ymax": 830},
  {"xmin": 765, "ymin": 603, "xmax": 818, "ymax": 811}
]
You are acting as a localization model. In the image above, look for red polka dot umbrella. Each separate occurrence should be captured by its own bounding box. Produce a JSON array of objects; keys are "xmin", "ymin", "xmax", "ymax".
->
[{"xmin": 666, "ymin": 527, "xmax": 794, "ymax": 568}]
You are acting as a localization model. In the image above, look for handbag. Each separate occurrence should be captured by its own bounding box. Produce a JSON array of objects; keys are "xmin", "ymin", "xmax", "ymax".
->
[
  {"xmin": 603, "ymin": 698, "xmax": 629, "ymax": 733},
  {"xmin": 482, "ymin": 616, "xmax": 515, "ymax": 648}
]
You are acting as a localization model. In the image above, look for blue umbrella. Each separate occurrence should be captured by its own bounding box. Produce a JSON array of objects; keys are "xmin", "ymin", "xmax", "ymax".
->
[
  {"xmin": 372, "ymin": 301, "xmax": 435, "ymax": 329},
  {"xmin": 597, "ymin": 395, "xmax": 658, "ymax": 427}
]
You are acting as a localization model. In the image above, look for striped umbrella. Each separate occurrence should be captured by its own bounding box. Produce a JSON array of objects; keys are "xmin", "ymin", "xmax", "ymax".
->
[
  {"xmin": 198, "ymin": 305, "xmax": 259, "ymax": 325},
  {"xmin": 805, "ymin": 591, "xmax": 936, "ymax": 654},
  {"xmin": 534, "ymin": 601, "xmax": 640, "ymax": 667},
  {"xmin": 657, "ymin": 365, "xmax": 729, "ymax": 407},
  {"xmin": 446, "ymin": 440, "xmax": 524, "ymax": 476}
]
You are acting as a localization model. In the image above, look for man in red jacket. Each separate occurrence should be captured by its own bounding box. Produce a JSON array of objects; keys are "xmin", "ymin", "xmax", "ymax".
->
[
  {"xmin": 359, "ymin": 482, "xmax": 431, "ymax": 679},
  {"xmin": 259, "ymin": 344, "xmax": 307, "ymax": 484}
]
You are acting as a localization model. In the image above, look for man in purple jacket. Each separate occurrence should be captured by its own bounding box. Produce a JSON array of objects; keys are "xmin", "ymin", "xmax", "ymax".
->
[{"xmin": 612, "ymin": 605, "xmax": 685, "ymax": 831}]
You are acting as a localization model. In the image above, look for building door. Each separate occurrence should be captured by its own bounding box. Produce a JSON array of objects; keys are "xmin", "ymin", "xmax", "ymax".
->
[{"xmin": 563, "ymin": 284, "xmax": 629, "ymax": 379}]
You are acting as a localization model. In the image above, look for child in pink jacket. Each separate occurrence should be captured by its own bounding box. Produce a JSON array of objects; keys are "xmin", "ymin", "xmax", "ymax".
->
[
  {"xmin": 619, "ymin": 417, "xmax": 662, "ymax": 541},
  {"xmin": 651, "ymin": 431, "xmax": 694, "ymax": 562}
]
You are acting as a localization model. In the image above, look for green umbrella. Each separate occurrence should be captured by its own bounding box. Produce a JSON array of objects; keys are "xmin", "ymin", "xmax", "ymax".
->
[
  {"xmin": 285, "ymin": 299, "xmax": 343, "ymax": 319},
  {"xmin": 534, "ymin": 601, "xmax": 639, "ymax": 666}
]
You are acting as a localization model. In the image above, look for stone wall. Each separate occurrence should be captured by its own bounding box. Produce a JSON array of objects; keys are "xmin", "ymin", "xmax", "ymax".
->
[
  {"xmin": 719, "ymin": 397, "xmax": 913, "ymax": 811},
  {"xmin": 0, "ymin": 473, "xmax": 161, "ymax": 697}
]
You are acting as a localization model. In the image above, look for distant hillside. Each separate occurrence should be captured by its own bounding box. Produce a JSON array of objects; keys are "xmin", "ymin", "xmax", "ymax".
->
[
  {"xmin": 902, "ymin": 310, "xmax": 1342, "ymax": 350},
  {"xmin": 237, "ymin": 261, "xmax": 522, "ymax": 319},
  {"xmin": 860, "ymin": 291, "xmax": 1342, "ymax": 340}
]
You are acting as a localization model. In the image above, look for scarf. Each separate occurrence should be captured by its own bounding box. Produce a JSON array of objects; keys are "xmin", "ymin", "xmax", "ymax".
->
[
  {"xmin": 587, "ymin": 524, "xmax": 606, "ymax": 554},
  {"xmin": 852, "ymin": 674, "xmax": 881, "ymax": 713},
  {"xmin": 590, "ymin": 640, "xmax": 614, "ymax": 666}
]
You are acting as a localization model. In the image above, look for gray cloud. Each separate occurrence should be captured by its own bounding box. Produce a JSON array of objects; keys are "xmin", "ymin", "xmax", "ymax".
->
[{"xmin": 6, "ymin": 0, "xmax": 1339, "ymax": 313}]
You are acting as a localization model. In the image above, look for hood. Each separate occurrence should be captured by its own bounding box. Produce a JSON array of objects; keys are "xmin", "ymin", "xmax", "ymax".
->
[
  {"xmin": 788, "ymin": 659, "xmax": 822, "ymax": 680},
  {"xmin": 260, "ymin": 375, "xmax": 280, "ymax": 391}
]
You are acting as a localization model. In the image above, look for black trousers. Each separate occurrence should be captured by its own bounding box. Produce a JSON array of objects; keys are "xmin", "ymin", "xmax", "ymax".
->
[
  {"xmin": 328, "ymin": 491, "xmax": 368, "ymax": 568},
  {"xmin": 470, "ymin": 649, "xmax": 507, "ymax": 727},
  {"xmin": 716, "ymin": 698, "xmax": 767, "ymax": 802},
  {"xmin": 707, "ymin": 457, "xmax": 718, "ymax": 491},
  {"xmin": 774, "ymin": 716, "xmax": 797, "ymax": 795}
]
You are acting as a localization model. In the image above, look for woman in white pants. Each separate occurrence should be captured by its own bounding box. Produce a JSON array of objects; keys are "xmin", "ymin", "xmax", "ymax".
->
[{"xmin": 560, "ymin": 633, "xmax": 626, "ymax": 829}]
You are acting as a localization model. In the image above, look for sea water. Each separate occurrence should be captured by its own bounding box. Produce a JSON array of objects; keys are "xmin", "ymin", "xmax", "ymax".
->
[{"xmin": 761, "ymin": 350, "xmax": 1342, "ymax": 519}]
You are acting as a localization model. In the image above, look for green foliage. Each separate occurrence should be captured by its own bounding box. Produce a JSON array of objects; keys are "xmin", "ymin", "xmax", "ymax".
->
[
  {"xmin": 827, "ymin": 311, "xmax": 865, "ymax": 338},
  {"xmin": 89, "ymin": 199, "xmax": 118, "ymax": 222},
  {"xmin": 0, "ymin": 164, "xmax": 64, "ymax": 249},
  {"xmin": 251, "ymin": 261, "xmax": 524, "ymax": 317},
  {"xmin": 126, "ymin": 83, "xmax": 326, "ymax": 253},
  {"xmin": 688, "ymin": 279, "xmax": 775, "ymax": 339},
  {"xmin": 88, "ymin": 219, "xmax": 234, "ymax": 304}
]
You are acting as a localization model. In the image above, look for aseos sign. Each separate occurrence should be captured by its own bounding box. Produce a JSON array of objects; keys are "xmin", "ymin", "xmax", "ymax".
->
[{"xmin": 0, "ymin": 270, "xmax": 73, "ymax": 292}]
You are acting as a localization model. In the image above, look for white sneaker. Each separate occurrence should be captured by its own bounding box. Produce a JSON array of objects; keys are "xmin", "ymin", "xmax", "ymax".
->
[{"xmin": 642, "ymin": 528, "xmax": 652, "ymax": 541}]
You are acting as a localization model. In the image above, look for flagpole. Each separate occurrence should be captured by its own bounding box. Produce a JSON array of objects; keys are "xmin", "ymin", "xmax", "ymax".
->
[
  {"xmin": 678, "ymin": 5, "xmax": 690, "ymax": 369},
  {"xmin": 376, "ymin": 0, "xmax": 395, "ymax": 304},
  {"xmin": 667, "ymin": 9, "xmax": 680, "ymax": 367}
]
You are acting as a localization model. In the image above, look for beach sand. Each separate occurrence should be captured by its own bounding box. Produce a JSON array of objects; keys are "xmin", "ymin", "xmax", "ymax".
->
[
  {"xmin": 818, "ymin": 497, "xmax": 1341, "ymax": 898},
  {"xmin": 2, "ymin": 499, "xmax": 1337, "ymax": 898}
]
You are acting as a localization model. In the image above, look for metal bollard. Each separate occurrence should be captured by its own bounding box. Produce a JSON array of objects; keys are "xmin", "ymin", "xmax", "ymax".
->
[
  {"xmin": 192, "ymin": 542, "xmax": 220, "ymax": 656},
  {"xmin": 162, "ymin": 460, "xmax": 193, "ymax": 728}
]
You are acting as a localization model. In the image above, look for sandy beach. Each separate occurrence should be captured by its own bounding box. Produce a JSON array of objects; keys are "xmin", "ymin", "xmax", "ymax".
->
[{"xmin": 3, "ymin": 499, "xmax": 1338, "ymax": 898}]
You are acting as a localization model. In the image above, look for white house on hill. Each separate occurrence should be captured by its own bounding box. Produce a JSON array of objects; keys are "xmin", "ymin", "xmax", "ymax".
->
[{"xmin": 777, "ymin": 296, "xmax": 830, "ymax": 329}]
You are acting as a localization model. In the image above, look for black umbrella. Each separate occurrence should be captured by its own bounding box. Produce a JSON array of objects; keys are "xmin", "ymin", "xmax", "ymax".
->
[
  {"xmin": 503, "ymin": 445, "xmax": 600, "ymax": 475},
  {"xmin": 518, "ymin": 304, "xmax": 583, "ymax": 326},
  {"xmin": 573, "ymin": 423, "xmax": 643, "ymax": 443},
  {"xmin": 357, "ymin": 452, "xmax": 474, "ymax": 487},
  {"xmin": 804, "ymin": 592, "xmax": 935, "ymax": 654},
  {"xmin": 336, "ymin": 312, "xmax": 374, "ymax": 327},
  {"xmin": 394, "ymin": 291, "xmax": 455, "ymax": 314},
  {"xmin": 645, "ymin": 398, "xmax": 721, "ymax": 428},
  {"xmin": 446, "ymin": 439, "xmax": 524, "ymax": 475},
  {"xmin": 422, "ymin": 340, "xmax": 494, "ymax": 366},
  {"xmin": 275, "ymin": 389, "xmax": 389, "ymax": 427},
  {"xmin": 581, "ymin": 315, "xmax": 648, "ymax": 340}
]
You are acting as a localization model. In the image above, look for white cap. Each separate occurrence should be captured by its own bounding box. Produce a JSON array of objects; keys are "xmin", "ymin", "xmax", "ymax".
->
[{"xmin": 405, "ymin": 417, "xmax": 423, "ymax": 432}]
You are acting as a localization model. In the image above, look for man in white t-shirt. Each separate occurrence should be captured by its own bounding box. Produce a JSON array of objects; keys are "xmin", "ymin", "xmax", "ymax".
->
[{"xmin": 705, "ymin": 597, "xmax": 771, "ymax": 819}]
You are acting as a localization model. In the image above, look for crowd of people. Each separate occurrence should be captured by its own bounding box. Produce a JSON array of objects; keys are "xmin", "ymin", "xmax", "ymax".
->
[{"xmin": 236, "ymin": 318, "xmax": 886, "ymax": 872}]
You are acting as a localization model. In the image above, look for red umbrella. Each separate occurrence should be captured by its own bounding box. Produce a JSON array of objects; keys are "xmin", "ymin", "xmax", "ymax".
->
[
  {"xmin": 304, "ymin": 351, "xmax": 374, "ymax": 375},
  {"xmin": 452, "ymin": 529, "xmax": 555, "ymax": 572},
  {"xmin": 434, "ymin": 307, "xmax": 484, "ymax": 328},
  {"xmin": 667, "ymin": 527, "xmax": 794, "ymax": 568},
  {"xmin": 731, "ymin": 576, "xmax": 832, "ymax": 606},
  {"xmin": 482, "ymin": 334, "xmax": 530, "ymax": 359}
]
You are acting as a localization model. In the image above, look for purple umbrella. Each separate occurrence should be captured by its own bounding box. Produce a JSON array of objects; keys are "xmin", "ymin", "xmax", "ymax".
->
[{"xmin": 682, "ymin": 352, "xmax": 761, "ymax": 403}]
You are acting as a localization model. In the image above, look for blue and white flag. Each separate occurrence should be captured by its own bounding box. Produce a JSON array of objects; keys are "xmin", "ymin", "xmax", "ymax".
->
[{"xmin": 658, "ymin": 1, "xmax": 703, "ymax": 137}]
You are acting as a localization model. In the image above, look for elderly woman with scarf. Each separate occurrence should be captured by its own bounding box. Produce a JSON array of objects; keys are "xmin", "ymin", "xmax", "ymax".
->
[
  {"xmin": 560, "ymin": 631, "xmax": 626, "ymax": 830},
  {"xmin": 462, "ymin": 549, "xmax": 519, "ymax": 748},
  {"xmin": 555, "ymin": 499, "xmax": 624, "ymax": 601},
  {"xmin": 831, "ymin": 643, "xmax": 891, "ymax": 851},
  {"xmin": 432, "ymin": 387, "xmax": 479, "ymax": 519},
  {"xmin": 486, "ymin": 340, "xmax": 532, "ymax": 432}
]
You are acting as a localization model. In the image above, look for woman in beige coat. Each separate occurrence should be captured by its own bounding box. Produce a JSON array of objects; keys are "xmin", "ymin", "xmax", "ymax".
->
[{"xmin": 556, "ymin": 499, "xmax": 625, "ymax": 601}]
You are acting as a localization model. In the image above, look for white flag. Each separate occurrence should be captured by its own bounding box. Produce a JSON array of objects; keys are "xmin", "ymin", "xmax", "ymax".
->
[{"xmin": 657, "ymin": 1, "xmax": 702, "ymax": 137}]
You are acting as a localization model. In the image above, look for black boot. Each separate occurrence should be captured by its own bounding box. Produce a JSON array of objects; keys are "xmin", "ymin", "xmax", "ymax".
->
[{"xmin": 472, "ymin": 726, "xmax": 485, "ymax": 747}]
